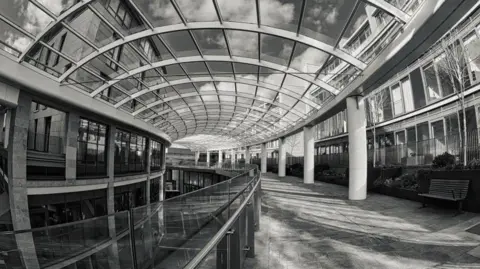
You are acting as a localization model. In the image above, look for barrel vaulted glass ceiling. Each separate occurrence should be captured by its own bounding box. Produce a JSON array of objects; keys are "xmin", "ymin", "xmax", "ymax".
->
[{"xmin": 0, "ymin": 0, "xmax": 419, "ymax": 147}]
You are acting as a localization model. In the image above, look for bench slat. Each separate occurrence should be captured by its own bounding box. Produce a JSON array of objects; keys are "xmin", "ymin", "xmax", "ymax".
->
[{"xmin": 423, "ymin": 179, "xmax": 470, "ymax": 201}]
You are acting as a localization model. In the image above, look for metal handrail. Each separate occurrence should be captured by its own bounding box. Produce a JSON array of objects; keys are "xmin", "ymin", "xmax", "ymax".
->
[{"xmin": 183, "ymin": 173, "xmax": 261, "ymax": 269}]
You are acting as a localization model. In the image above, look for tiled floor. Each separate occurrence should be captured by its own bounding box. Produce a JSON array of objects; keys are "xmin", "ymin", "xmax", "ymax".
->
[{"xmin": 244, "ymin": 173, "xmax": 480, "ymax": 269}]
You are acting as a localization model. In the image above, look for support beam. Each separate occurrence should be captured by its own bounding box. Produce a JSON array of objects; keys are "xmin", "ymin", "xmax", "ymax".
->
[
  {"xmin": 261, "ymin": 143, "xmax": 267, "ymax": 173},
  {"xmin": 195, "ymin": 151, "xmax": 200, "ymax": 166},
  {"xmin": 303, "ymin": 126, "xmax": 314, "ymax": 184},
  {"xmin": 8, "ymin": 92, "xmax": 40, "ymax": 269},
  {"xmin": 346, "ymin": 96, "xmax": 367, "ymax": 200},
  {"xmin": 106, "ymin": 125, "xmax": 121, "ymax": 268},
  {"xmin": 65, "ymin": 112, "xmax": 80, "ymax": 182},
  {"xmin": 245, "ymin": 146, "xmax": 251, "ymax": 164},
  {"xmin": 278, "ymin": 137, "xmax": 286, "ymax": 177}
]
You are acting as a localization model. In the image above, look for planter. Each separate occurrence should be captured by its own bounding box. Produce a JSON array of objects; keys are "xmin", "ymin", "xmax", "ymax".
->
[{"xmin": 373, "ymin": 186, "xmax": 421, "ymax": 202}]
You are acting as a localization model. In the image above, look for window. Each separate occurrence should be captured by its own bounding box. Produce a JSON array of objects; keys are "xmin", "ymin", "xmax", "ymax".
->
[
  {"xmin": 114, "ymin": 129, "xmax": 147, "ymax": 174},
  {"xmin": 150, "ymin": 139, "xmax": 164, "ymax": 171},
  {"xmin": 423, "ymin": 62, "xmax": 441, "ymax": 102},
  {"xmin": 77, "ymin": 118, "xmax": 108, "ymax": 177},
  {"xmin": 391, "ymin": 83, "xmax": 404, "ymax": 115},
  {"xmin": 400, "ymin": 77, "xmax": 414, "ymax": 112},
  {"xmin": 464, "ymin": 30, "xmax": 480, "ymax": 84},
  {"xmin": 435, "ymin": 55, "xmax": 455, "ymax": 96}
]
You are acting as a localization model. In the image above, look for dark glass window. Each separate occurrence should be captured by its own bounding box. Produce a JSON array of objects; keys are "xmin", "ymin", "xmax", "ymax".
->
[
  {"xmin": 150, "ymin": 139, "xmax": 164, "ymax": 171},
  {"xmin": 114, "ymin": 129, "xmax": 147, "ymax": 174},
  {"xmin": 77, "ymin": 118, "xmax": 108, "ymax": 177}
]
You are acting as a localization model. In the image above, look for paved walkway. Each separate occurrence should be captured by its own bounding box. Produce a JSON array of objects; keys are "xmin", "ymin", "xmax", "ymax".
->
[{"xmin": 245, "ymin": 173, "xmax": 480, "ymax": 269}]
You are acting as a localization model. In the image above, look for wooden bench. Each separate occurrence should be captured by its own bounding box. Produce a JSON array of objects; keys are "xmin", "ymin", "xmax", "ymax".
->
[{"xmin": 419, "ymin": 179, "xmax": 469, "ymax": 213}]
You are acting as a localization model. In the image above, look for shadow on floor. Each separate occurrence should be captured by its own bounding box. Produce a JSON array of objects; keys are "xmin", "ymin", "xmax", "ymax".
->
[{"xmin": 245, "ymin": 173, "xmax": 480, "ymax": 269}]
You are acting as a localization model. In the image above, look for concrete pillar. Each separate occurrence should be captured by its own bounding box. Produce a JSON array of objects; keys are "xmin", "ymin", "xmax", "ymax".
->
[
  {"xmin": 218, "ymin": 150, "xmax": 222, "ymax": 165},
  {"xmin": 261, "ymin": 143, "xmax": 267, "ymax": 173},
  {"xmin": 65, "ymin": 112, "xmax": 80, "ymax": 182},
  {"xmin": 278, "ymin": 137, "xmax": 286, "ymax": 177},
  {"xmin": 346, "ymin": 96, "xmax": 368, "ymax": 200},
  {"xmin": 7, "ymin": 92, "xmax": 40, "ymax": 269},
  {"xmin": 194, "ymin": 151, "xmax": 199, "ymax": 165},
  {"xmin": 245, "ymin": 147, "xmax": 250, "ymax": 164},
  {"xmin": 106, "ymin": 125, "xmax": 121, "ymax": 268},
  {"xmin": 304, "ymin": 126, "xmax": 314, "ymax": 184},
  {"xmin": 230, "ymin": 149, "xmax": 234, "ymax": 164},
  {"xmin": 206, "ymin": 151, "xmax": 210, "ymax": 166},
  {"xmin": 144, "ymin": 139, "xmax": 153, "ymax": 260},
  {"xmin": 0, "ymin": 112, "xmax": 5, "ymax": 143},
  {"xmin": 4, "ymin": 109, "xmax": 11, "ymax": 148}
]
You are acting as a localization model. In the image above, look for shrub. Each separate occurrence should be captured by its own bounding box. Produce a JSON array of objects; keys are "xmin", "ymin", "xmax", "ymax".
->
[
  {"xmin": 314, "ymin": 163, "xmax": 330, "ymax": 173},
  {"xmin": 432, "ymin": 152, "xmax": 455, "ymax": 168},
  {"xmin": 467, "ymin": 158, "xmax": 480, "ymax": 170}
]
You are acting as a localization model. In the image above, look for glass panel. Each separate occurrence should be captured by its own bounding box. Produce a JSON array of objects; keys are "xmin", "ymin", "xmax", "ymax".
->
[
  {"xmin": 338, "ymin": 2, "xmax": 372, "ymax": 57},
  {"xmin": 65, "ymin": 7, "xmax": 118, "ymax": 48},
  {"xmin": 192, "ymin": 29, "xmax": 229, "ymax": 56},
  {"xmin": 0, "ymin": 0, "xmax": 53, "ymax": 36},
  {"xmin": 25, "ymin": 43, "xmax": 74, "ymax": 77},
  {"xmin": 435, "ymin": 55, "xmax": 455, "ymax": 96},
  {"xmin": 301, "ymin": 1, "xmax": 356, "ymax": 45},
  {"xmin": 259, "ymin": 0, "xmax": 302, "ymax": 32},
  {"xmin": 0, "ymin": 20, "xmax": 33, "ymax": 55},
  {"xmin": 234, "ymin": 63, "xmax": 258, "ymax": 81},
  {"xmin": 226, "ymin": 30, "xmax": 258, "ymax": 59},
  {"xmin": 217, "ymin": 0, "xmax": 257, "ymax": 24},
  {"xmin": 163, "ymin": 64, "xmax": 187, "ymax": 82},
  {"xmin": 207, "ymin": 62, "xmax": 233, "ymax": 78},
  {"xmin": 175, "ymin": 0, "xmax": 218, "ymax": 22},
  {"xmin": 261, "ymin": 34, "xmax": 294, "ymax": 66},
  {"xmin": 36, "ymin": 0, "xmax": 77, "ymax": 16},
  {"xmin": 162, "ymin": 31, "xmax": 200, "ymax": 57},
  {"xmin": 42, "ymin": 26, "xmax": 95, "ymax": 61},
  {"xmin": 68, "ymin": 68, "xmax": 104, "ymax": 93},
  {"xmin": 290, "ymin": 42, "xmax": 328, "ymax": 74},
  {"xmin": 132, "ymin": 0, "xmax": 182, "ymax": 27},
  {"xmin": 182, "ymin": 62, "xmax": 209, "ymax": 78}
]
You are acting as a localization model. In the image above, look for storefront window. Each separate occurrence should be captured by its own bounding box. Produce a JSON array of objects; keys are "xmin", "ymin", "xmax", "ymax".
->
[
  {"xmin": 77, "ymin": 118, "xmax": 108, "ymax": 177},
  {"xmin": 114, "ymin": 129, "xmax": 147, "ymax": 174}
]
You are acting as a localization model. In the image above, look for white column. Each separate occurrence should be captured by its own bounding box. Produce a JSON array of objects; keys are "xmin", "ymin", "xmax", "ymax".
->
[
  {"xmin": 347, "ymin": 96, "xmax": 367, "ymax": 200},
  {"xmin": 245, "ymin": 146, "xmax": 251, "ymax": 164},
  {"xmin": 218, "ymin": 150, "xmax": 223, "ymax": 165},
  {"xmin": 194, "ymin": 151, "xmax": 200, "ymax": 166},
  {"xmin": 304, "ymin": 126, "xmax": 314, "ymax": 184},
  {"xmin": 206, "ymin": 151, "xmax": 210, "ymax": 166},
  {"xmin": 230, "ymin": 149, "xmax": 235, "ymax": 164},
  {"xmin": 261, "ymin": 143, "xmax": 267, "ymax": 173},
  {"xmin": 278, "ymin": 137, "xmax": 286, "ymax": 177}
]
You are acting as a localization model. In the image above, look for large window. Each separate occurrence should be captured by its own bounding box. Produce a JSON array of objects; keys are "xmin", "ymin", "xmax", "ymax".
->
[
  {"xmin": 150, "ymin": 139, "xmax": 164, "ymax": 171},
  {"xmin": 464, "ymin": 30, "xmax": 480, "ymax": 84},
  {"xmin": 423, "ymin": 62, "xmax": 441, "ymax": 102},
  {"xmin": 77, "ymin": 118, "xmax": 108, "ymax": 177},
  {"xmin": 114, "ymin": 129, "xmax": 147, "ymax": 174},
  {"xmin": 391, "ymin": 83, "xmax": 404, "ymax": 115},
  {"xmin": 401, "ymin": 77, "xmax": 414, "ymax": 112}
]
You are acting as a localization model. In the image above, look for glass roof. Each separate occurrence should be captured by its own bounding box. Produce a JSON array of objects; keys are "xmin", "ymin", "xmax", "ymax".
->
[{"xmin": 0, "ymin": 0, "xmax": 416, "ymax": 148}]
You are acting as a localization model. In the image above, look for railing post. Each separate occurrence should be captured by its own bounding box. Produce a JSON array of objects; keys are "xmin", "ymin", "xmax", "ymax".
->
[
  {"xmin": 254, "ymin": 175, "xmax": 261, "ymax": 232},
  {"xmin": 246, "ymin": 199, "xmax": 255, "ymax": 258},
  {"xmin": 229, "ymin": 221, "xmax": 241, "ymax": 269}
]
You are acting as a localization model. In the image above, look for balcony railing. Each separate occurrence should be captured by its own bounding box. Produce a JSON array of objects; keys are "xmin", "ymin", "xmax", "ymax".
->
[{"xmin": 0, "ymin": 164, "xmax": 261, "ymax": 269}]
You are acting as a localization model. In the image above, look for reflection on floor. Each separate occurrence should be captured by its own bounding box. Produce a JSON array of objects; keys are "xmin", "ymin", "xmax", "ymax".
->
[{"xmin": 245, "ymin": 173, "xmax": 480, "ymax": 269}]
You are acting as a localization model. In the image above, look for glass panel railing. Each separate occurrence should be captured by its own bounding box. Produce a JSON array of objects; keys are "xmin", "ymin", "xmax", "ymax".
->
[{"xmin": 0, "ymin": 164, "xmax": 261, "ymax": 269}]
